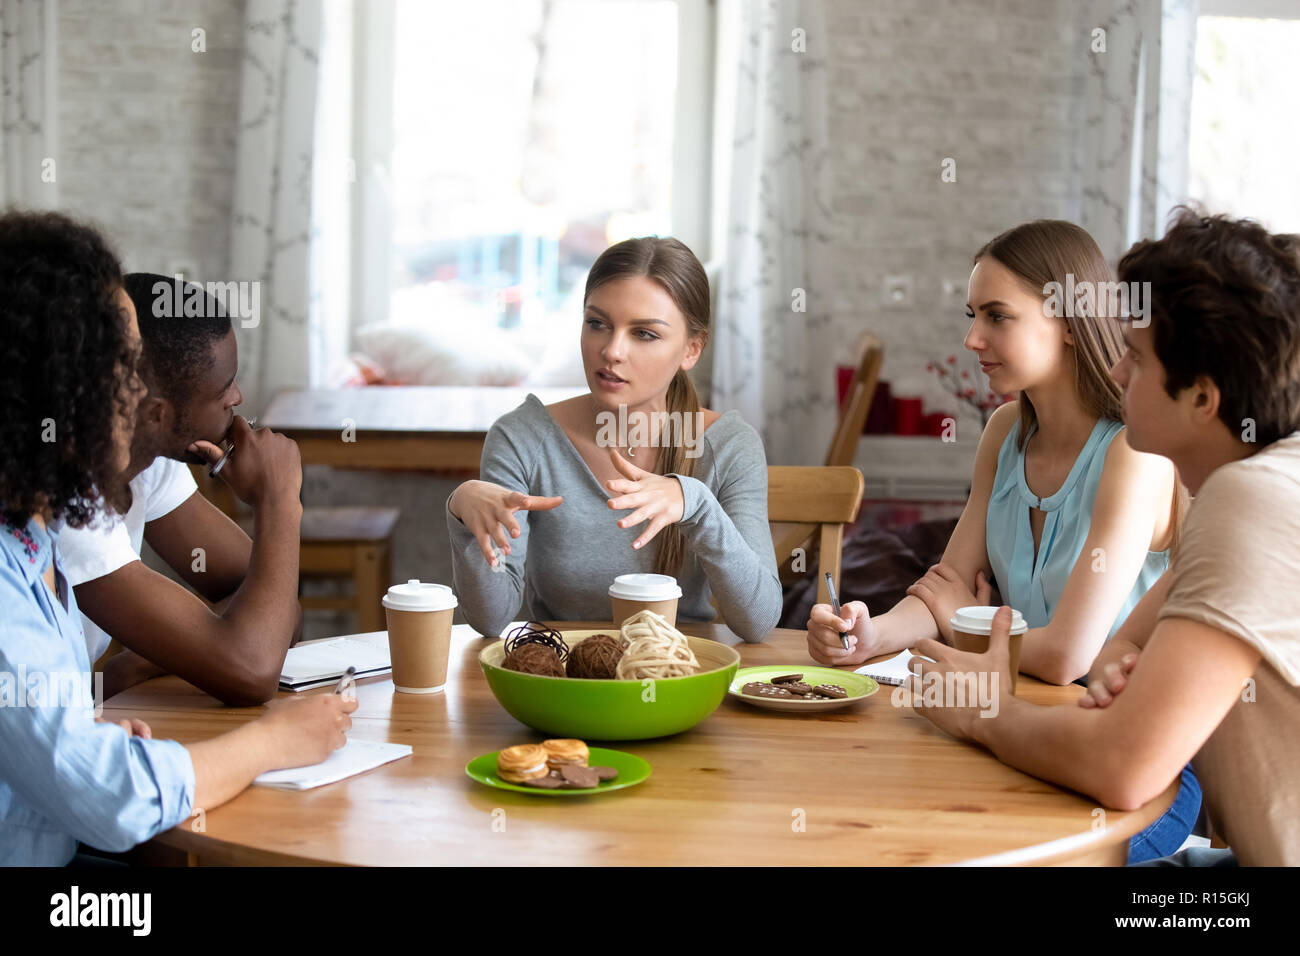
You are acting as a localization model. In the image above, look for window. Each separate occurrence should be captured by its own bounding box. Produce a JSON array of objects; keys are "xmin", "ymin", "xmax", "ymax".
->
[
  {"xmin": 336, "ymin": 0, "xmax": 714, "ymax": 385},
  {"xmin": 1188, "ymin": 2, "xmax": 1300, "ymax": 233}
]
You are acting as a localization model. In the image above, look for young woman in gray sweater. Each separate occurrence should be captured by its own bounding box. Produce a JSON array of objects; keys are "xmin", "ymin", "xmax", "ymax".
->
[{"xmin": 446, "ymin": 237, "xmax": 781, "ymax": 642}]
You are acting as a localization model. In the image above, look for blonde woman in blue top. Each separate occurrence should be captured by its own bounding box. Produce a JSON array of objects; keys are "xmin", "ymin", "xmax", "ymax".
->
[
  {"xmin": 808, "ymin": 220, "xmax": 1178, "ymax": 681},
  {"xmin": 805, "ymin": 220, "xmax": 1196, "ymax": 862}
]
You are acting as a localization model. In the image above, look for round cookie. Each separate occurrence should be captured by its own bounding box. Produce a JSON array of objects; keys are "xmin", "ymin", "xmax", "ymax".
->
[
  {"xmin": 542, "ymin": 738, "xmax": 589, "ymax": 769},
  {"xmin": 497, "ymin": 743, "xmax": 550, "ymax": 783}
]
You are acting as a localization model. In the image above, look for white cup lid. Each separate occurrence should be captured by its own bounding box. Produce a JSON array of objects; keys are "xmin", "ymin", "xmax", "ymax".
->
[
  {"xmin": 608, "ymin": 573, "xmax": 682, "ymax": 601},
  {"xmin": 382, "ymin": 579, "xmax": 458, "ymax": 612},
  {"xmin": 949, "ymin": 605, "xmax": 1027, "ymax": 636}
]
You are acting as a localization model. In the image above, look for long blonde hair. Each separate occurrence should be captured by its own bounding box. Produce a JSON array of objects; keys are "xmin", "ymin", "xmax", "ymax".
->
[
  {"xmin": 584, "ymin": 237, "xmax": 710, "ymax": 576},
  {"xmin": 975, "ymin": 219, "xmax": 1187, "ymax": 547}
]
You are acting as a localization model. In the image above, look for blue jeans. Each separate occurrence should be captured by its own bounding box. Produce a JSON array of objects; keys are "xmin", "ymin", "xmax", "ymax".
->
[{"xmin": 1126, "ymin": 763, "xmax": 1202, "ymax": 865}]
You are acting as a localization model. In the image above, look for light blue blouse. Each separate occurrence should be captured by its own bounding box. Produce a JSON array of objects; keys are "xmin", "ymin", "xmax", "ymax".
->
[
  {"xmin": 986, "ymin": 418, "xmax": 1167, "ymax": 638},
  {"xmin": 0, "ymin": 515, "xmax": 196, "ymax": 866}
]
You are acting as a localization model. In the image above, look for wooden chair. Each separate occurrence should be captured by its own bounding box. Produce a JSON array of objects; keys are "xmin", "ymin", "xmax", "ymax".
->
[
  {"xmin": 771, "ymin": 333, "xmax": 881, "ymax": 581},
  {"xmin": 825, "ymin": 332, "xmax": 883, "ymax": 468},
  {"xmin": 189, "ymin": 466, "xmax": 399, "ymax": 633},
  {"xmin": 768, "ymin": 466, "xmax": 865, "ymax": 606}
]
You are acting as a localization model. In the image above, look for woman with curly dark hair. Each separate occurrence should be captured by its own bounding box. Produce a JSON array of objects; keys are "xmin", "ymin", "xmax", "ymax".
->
[{"xmin": 0, "ymin": 210, "xmax": 356, "ymax": 867}]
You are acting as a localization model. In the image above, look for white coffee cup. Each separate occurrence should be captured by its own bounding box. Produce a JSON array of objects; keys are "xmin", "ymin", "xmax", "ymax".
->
[
  {"xmin": 382, "ymin": 579, "xmax": 458, "ymax": 694},
  {"xmin": 609, "ymin": 573, "xmax": 682, "ymax": 628}
]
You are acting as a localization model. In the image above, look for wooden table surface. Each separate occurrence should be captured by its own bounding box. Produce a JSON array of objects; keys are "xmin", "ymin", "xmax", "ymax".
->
[
  {"xmin": 104, "ymin": 624, "xmax": 1175, "ymax": 866},
  {"xmin": 261, "ymin": 386, "xmax": 587, "ymax": 471}
]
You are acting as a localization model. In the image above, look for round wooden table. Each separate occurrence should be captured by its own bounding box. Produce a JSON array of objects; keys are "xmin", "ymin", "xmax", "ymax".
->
[{"xmin": 104, "ymin": 624, "xmax": 1176, "ymax": 866}]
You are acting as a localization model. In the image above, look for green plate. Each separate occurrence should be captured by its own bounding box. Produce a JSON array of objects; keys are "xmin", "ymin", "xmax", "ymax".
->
[
  {"xmin": 728, "ymin": 665, "xmax": 879, "ymax": 712},
  {"xmin": 465, "ymin": 747, "xmax": 651, "ymax": 797}
]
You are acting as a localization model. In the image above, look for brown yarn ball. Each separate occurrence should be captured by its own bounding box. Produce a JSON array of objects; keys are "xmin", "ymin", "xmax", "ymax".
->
[
  {"xmin": 566, "ymin": 633, "xmax": 629, "ymax": 680},
  {"xmin": 503, "ymin": 642, "xmax": 565, "ymax": 677}
]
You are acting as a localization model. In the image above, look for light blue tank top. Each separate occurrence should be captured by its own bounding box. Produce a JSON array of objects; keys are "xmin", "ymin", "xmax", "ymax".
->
[{"xmin": 986, "ymin": 417, "xmax": 1168, "ymax": 638}]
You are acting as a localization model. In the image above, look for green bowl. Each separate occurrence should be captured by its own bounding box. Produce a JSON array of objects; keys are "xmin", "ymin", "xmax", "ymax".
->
[{"xmin": 480, "ymin": 629, "xmax": 740, "ymax": 740}]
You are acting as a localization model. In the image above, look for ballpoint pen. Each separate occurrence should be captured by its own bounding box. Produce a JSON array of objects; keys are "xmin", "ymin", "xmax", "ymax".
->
[
  {"xmin": 824, "ymin": 572, "xmax": 851, "ymax": 651},
  {"xmin": 333, "ymin": 665, "xmax": 357, "ymax": 697},
  {"xmin": 208, "ymin": 416, "xmax": 258, "ymax": 478}
]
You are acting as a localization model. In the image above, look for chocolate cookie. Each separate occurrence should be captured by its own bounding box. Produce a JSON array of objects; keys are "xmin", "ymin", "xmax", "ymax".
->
[
  {"xmin": 521, "ymin": 772, "xmax": 565, "ymax": 789},
  {"xmin": 814, "ymin": 683, "xmax": 848, "ymax": 699},
  {"xmin": 781, "ymin": 681, "xmax": 813, "ymax": 695},
  {"xmin": 559, "ymin": 764, "xmax": 601, "ymax": 789},
  {"xmin": 590, "ymin": 765, "xmax": 618, "ymax": 781},
  {"xmin": 770, "ymin": 673, "xmax": 803, "ymax": 684},
  {"xmin": 742, "ymin": 682, "xmax": 794, "ymax": 698}
]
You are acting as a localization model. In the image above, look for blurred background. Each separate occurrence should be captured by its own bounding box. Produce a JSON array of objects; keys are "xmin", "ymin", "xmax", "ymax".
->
[{"xmin": 5, "ymin": 0, "xmax": 1296, "ymax": 631}]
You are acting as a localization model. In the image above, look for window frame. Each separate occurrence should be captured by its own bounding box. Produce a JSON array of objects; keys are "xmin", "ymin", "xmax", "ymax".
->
[{"xmin": 347, "ymin": 0, "xmax": 717, "ymax": 347}]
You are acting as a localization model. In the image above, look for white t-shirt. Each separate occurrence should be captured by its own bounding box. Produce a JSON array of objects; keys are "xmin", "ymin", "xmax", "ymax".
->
[{"xmin": 59, "ymin": 457, "xmax": 198, "ymax": 663}]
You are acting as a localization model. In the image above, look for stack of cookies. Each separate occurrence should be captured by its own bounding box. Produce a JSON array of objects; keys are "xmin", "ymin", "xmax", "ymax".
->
[
  {"xmin": 741, "ymin": 673, "xmax": 849, "ymax": 701},
  {"xmin": 495, "ymin": 739, "xmax": 619, "ymax": 790}
]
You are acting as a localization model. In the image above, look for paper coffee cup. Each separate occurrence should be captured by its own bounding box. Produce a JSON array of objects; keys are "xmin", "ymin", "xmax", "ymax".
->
[
  {"xmin": 609, "ymin": 573, "xmax": 682, "ymax": 628},
  {"xmin": 948, "ymin": 605, "xmax": 1028, "ymax": 694},
  {"xmin": 382, "ymin": 579, "xmax": 458, "ymax": 694}
]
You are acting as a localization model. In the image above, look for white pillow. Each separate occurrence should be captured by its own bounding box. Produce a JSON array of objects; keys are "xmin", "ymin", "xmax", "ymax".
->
[{"xmin": 355, "ymin": 320, "xmax": 533, "ymax": 386}]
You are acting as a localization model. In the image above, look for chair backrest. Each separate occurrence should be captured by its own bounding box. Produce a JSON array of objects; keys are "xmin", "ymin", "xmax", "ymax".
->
[
  {"xmin": 825, "ymin": 332, "xmax": 883, "ymax": 467},
  {"xmin": 768, "ymin": 466, "xmax": 865, "ymax": 606}
]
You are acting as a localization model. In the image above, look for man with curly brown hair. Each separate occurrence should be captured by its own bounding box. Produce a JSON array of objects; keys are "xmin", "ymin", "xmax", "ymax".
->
[{"xmin": 909, "ymin": 209, "xmax": 1300, "ymax": 866}]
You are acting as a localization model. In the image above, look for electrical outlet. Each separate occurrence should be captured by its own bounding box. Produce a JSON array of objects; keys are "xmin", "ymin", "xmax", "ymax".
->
[
  {"xmin": 940, "ymin": 278, "xmax": 967, "ymax": 308},
  {"xmin": 882, "ymin": 274, "xmax": 913, "ymax": 309}
]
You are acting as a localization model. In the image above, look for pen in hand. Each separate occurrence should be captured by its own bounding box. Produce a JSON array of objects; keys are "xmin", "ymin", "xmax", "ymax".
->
[
  {"xmin": 824, "ymin": 572, "xmax": 851, "ymax": 651},
  {"xmin": 333, "ymin": 665, "xmax": 357, "ymax": 698},
  {"xmin": 209, "ymin": 416, "xmax": 259, "ymax": 478}
]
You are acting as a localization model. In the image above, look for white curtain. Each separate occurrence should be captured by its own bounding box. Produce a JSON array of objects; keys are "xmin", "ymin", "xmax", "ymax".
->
[
  {"xmin": 712, "ymin": 0, "xmax": 836, "ymax": 466},
  {"xmin": 1080, "ymin": 0, "xmax": 1199, "ymax": 265},
  {"xmin": 0, "ymin": 0, "xmax": 58, "ymax": 208},
  {"xmin": 230, "ymin": 0, "xmax": 326, "ymax": 415}
]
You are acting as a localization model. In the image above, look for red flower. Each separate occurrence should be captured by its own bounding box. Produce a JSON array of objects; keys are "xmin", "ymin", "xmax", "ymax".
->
[
  {"xmin": 961, "ymin": 370, "xmax": 969, "ymax": 379},
  {"xmin": 946, "ymin": 355, "xmax": 957, "ymax": 364}
]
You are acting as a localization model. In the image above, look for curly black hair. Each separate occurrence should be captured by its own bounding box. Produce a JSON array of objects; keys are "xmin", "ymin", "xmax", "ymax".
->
[
  {"xmin": 0, "ymin": 210, "xmax": 136, "ymax": 529},
  {"xmin": 1119, "ymin": 207, "xmax": 1300, "ymax": 447}
]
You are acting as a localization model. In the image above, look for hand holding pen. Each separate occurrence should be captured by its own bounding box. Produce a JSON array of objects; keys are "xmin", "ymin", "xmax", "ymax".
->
[
  {"xmin": 824, "ymin": 572, "xmax": 851, "ymax": 651},
  {"xmin": 186, "ymin": 414, "xmax": 303, "ymax": 506}
]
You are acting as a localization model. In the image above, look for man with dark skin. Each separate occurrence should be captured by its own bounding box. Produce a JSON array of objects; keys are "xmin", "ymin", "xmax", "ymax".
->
[{"xmin": 61, "ymin": 274, "xmax": 303, "ymax": 706}]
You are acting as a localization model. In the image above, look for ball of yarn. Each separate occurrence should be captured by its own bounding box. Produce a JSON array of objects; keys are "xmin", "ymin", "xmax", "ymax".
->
[
  {"xmin": 503, "ymin": 642, "xmax": 565, "ymax": 677},
  {"xmin": 566, "ymin": 633, "xmax": 628, "ymax": 679},
  {"xmin": 616, "ymin": 610, "xmax": 700, "ymax": 680},
  {"xmin": 504, "ymin": 621, "xmax": 569, "ymax": 663}
]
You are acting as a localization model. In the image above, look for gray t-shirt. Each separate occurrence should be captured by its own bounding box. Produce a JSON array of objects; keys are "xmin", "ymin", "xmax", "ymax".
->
[{"xmin": 446, "ymin": 394, "xmax": 781, "ymax": 642}]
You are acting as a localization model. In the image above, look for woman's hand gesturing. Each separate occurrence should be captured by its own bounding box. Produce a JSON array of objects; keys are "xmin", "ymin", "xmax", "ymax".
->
[
  {"xmin": 605, "ymin": 448, "xmax": 685, "ymax": 550},
  {"xmin": 449, "ymin": 479, "xmax": 563, "ymax": 567}
]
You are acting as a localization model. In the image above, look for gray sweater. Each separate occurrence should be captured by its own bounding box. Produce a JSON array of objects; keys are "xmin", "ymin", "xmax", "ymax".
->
[{"xmin": 446, "ymin": 394, "xmax": 782, "ymax": 641}]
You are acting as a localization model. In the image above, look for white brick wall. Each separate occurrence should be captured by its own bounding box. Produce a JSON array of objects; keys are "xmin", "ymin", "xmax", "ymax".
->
[
  {"xmin": 57, "ymin": 0, "xmax": 244, "ymax": 281},
  {"xmin": 825, "ymin": 0, "xmax": 1087, "ymax": 443}
]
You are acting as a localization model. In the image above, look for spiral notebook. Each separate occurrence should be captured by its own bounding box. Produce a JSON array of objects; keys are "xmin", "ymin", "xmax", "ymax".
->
[
  {"xmin": 278, "ymin": 632, "xmax": 392, "ymax": 692},
  {"xmin": 855, "ymin": 649, "xmax": 917, "ymax": 686}
]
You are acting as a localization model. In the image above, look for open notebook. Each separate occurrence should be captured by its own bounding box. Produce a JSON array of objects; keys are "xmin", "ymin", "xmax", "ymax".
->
[
  {"xmin": 279, "ymin": 632, "xmax": 392, "ymax": 692},
  {"xmin": 253, "ymin": 738, "xmax": 412, "ymax": 791},
  {"xmin": 855, "ymin": 648, "xmax": 917, "ymax": 686}
]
